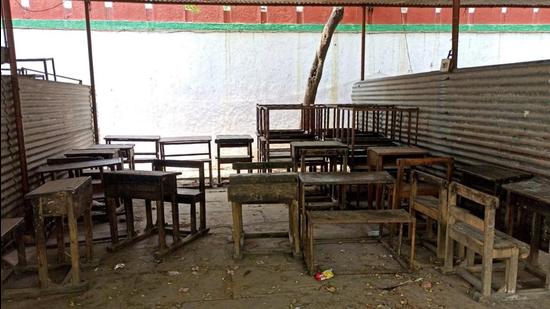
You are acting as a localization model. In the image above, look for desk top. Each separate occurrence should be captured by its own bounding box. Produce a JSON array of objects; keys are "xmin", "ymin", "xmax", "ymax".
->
[
  {"xmin": 37, "ymin": 158, "xmax": 123, "ymax": 173},
  {"xmin": 215, "ymin": 135, "xmax": 253, "ymax": 143},
  {"xmin": 368, "ymin": 146, "xmax": 429, "ymax": 157},
  {"xmin": 503, "ymin": 177, "xmax": 550, "ymax": 205},
  {"xmin": 88, "ymin": 144, "xmax": 135, "ymax": 150},
  {"xmin": 65, "ymin": 148, "xmax": 118, "ymax": 157},
  {"xmin": 299, "ymin": 171, "xmax": 394, "ymax": 186},
  {"xmin": 104, "ymin": 135, "xmax": 160, "ymax": 142},
  {"xmin": 461, "ymin": 164, "xmax": 533, "ymax": 183},
  {"xmin": 160, "ymin": 136, "xmax": 212, "ymax": 144},
  {"xmin": 26, "ymin": 177, "xmax": 91, "ymax": 198},
  {"xmin": 104, "ymin": 170, "xmax": 180, "ymax": 178},
  {"xmin": 290, "ymin": 141, "xmax": 347, "ymax": 149},
  {"xmin": 1, "ymin": 217, "xmax": 24, "ymax": 238}
]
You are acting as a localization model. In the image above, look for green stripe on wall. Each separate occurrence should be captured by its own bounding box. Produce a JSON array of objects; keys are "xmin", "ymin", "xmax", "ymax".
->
[{"xmin": 11, "ymin": 19, "xmax": 550, "ymax": 33}]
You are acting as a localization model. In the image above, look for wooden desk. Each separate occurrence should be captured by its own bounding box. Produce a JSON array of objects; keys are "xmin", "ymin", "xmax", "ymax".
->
[
  {"xmin": 290, "ymin": 141, "xmax": 348, "ymax": 172},
  {"xmin": 215, "ymin": 135, "xmax": 254, "ymax": 185},
  {"xmin": 25, "ymin": 177, "xmax": 93, "ymax": 290},
  {"xmin": 227, "ymin": 173, "xmax": 299, "ymax": 258},
  {"xmin": 298, "ymin": 172, "xmax": 395, "ymax": 242},
  {"xmin": 104, "ymin": 135, "xmax": 160, "ymax": 164},
  {"xmin": 86, "ymin": 144, "xmax": 136, "ymax": 170},
  {"xmin": 103, "ymin": 170, "xmax": 182, "ymax": 257},
  {"xmin": 503, "ymin": 177, "xmax": 550, "ymax": 295},
  {"xmin": 159, "ymin": 136, "xmax": 213, "ymax": 187},
  {"xmin": 367, "ymin": 146, "xmax": 429, "ymax": 208}
]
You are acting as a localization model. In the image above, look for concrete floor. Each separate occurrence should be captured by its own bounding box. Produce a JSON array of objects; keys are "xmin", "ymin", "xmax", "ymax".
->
[{"xmin": 2, "ymin": 188, "xmax": 549, "ymax": 309}]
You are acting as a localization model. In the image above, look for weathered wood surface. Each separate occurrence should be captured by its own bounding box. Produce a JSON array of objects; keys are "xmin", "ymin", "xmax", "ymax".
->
[
  {"xmin": 160, "ymin": 136, "xmax": 212, "ymax": 144},
  {"xmin": 215, "ymin": 135, "xmax": 254, "ymax": 145},
  {"xmin": 36, "ymin": 158, "xmax": 123, "ymax": 174},
  {"xmin": 299, "ymin": 171, "xmax": 394, "ymax": 186},
  {"xmin": 228, "ymin": 173, "xmax": 297, "ymax": 204},
  {"xmin": 303, "ymin": 7, "xmax": 344, "ymax": 107},
  {"xmin": 104, "ymin": 135, "xmax": 160, "ymax": 142},
  {"xmin": 88, "ymin": 143, "xmax": 135, "ymax": 150},
  {"xmin": 461, "ymin": 164, "xmax": 533, "ymax": 184},
  {"xmin": 502, "ymin": 177, "xmax": 550, "ymax": 205},
  {"xmin": 308, "ymin": 209, "xmax": 414, "ymax": 224},
  {"xmin": 64, "ymin": 149, "xmax": 118, "ymax": 158}
]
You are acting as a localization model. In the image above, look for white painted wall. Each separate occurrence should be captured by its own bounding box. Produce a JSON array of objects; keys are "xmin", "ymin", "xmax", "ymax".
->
[{"xmin": 11, "ymin": 29, "xmax": 550, "ymax": 162}]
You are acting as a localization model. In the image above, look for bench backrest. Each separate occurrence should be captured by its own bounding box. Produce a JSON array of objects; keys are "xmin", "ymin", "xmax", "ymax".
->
[
  {"xmin": 152, "ymin": 159, "xmax": 205, "ymax": 192},
  {"xmin": 392, "ymin": 156, "xmax": 454, "ymax": 209},
  {"xmin": 232, "ymin": 161, "xmax": 293, "ymax": 174},
  {"xmin": 448, "ymin": 182, "xmax": 499, "ymax": 251}
]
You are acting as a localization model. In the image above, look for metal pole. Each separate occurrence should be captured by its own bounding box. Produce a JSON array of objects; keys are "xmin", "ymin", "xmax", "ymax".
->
[
  {"xmin": 360, "ymin": 6, "xmax": 366, "ymax": 81},
  {"xmin": 2, "ymin": 0, "xmax": 31, "ymax": 230},
  {"xmin": 85, "ymin": 0, "xmax": 99, "ymax": 143},
  {"xmin": 451, "ymin": 0, "xmax": 460, "ymax": 71}
]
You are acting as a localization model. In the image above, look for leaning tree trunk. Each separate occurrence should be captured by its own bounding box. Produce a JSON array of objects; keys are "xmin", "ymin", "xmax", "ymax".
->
[{"xmin": 302, "ymin": 7, "xmax": 344, "ymax": 131}]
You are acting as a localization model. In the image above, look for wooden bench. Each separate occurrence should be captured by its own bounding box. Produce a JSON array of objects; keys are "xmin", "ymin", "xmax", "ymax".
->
[
  {"xmin": 227, "ymin": 173, "xmax": 299, "ymax": 259},
  {"xmin": 304, "ymin": 209, "xmax": 416, "ymax": 275},
  {"xmin": 1, "ymin": 217, "xmax": 27, "ymax": 283},
  {"xmin": 443, "ymin": 182, "xmax": 530, "ymax": 301}
]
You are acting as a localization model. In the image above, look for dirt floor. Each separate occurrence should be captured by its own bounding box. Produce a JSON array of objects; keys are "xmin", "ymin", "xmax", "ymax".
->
[{"xmin": 2, "ymin": 189, "xmax": 549, "ymax": 309}]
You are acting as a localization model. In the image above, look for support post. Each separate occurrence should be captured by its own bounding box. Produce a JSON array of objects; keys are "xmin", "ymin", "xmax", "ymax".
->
[
  {"xmin": 451, "ymin": 0, "xmax": 461, "ymax": 71},
  {"xmin": 2, "ymin": 0, "xmax": 31, "ymax": 230},
  {"xmin": 360, "ymin": 6, "xmax": 366, "ymax": 81},
  {"xmin": 85, "ymin": 0, "xmax": 99, "ymax": 143}
]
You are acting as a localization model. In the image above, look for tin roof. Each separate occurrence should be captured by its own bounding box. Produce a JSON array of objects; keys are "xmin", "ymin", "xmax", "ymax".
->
[{"xmin": 97, "ymin": 0, "xmax": 549, "ymax": 8}]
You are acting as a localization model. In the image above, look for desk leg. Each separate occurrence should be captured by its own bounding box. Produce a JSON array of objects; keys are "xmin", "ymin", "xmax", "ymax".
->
[
  {"xmin": 55, "ymin": 217, "xmax": 65, "ymax": 264},
  {"xmin": 505, "ymin": 191, "xmax": 514, "ymax": 235},
  {"xmin": 217, "ymin": 144, "xmax": 221, "ymax": 185},
  {"xmin": 106, "ymin": 197, "xmax": 119, "ymax": 244},
  {"xmin": 410, "ymin": 219, "xmax": 416, "ymax": 270},
  {"xmin": 208, "ymin": 142, "xmax": 213, "ymax": 187},
  {"xmin": 15, "ymin": 225, "xmax": 27, "ymax": 266},
  {"xmin": 157, "ymin": 199, "xmax": 167, "ymax": 250},
  {"xmin": 299, "ymin": 183, "xmax": 306, "ymax": 249},
  {"xmin": 145, "ymin": 200, "xmax": 153, "ymax": 232},
  {"xmin": 83, "ymin": 203, "xmax": 94, "ymax": 260},
  {"xmin": 199, "ymin": 195, "xmax": 206, "ymax": 231},
  {"xmin": 529, "ymin": 213, "xmax": 542, "ymax": 266},
  {"xmin": 289, "ymin": 200, "xmax": 300, "ymax": 257},
  {"xmin": 124, "ymin": 198, "xmax": 135, "ymax": 239},
  {"xmin": 231, "ymin": 202, "xmax": 243, "ymax": 259},
  {"xmin": 34, "ymin": 204, "xmax": 49, "ymax": 288},
  {"xmin": 172, "ymin": 196, "xmax": 181, "ymax": 243},
  {"xmin": 66, "ymin": 202, "xmax": 81, "ymax": 285}
]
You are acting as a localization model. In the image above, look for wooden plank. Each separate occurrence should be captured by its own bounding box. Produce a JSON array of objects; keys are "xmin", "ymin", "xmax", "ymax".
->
[
  {"xmin": 36, "ymin": 158, "xmax": 123, "ymax": 174},
  {"xmin": 1, "ymin": 217, "xmax": 24, "ymax": 238},
  {"xmin": 26, "ymin": 177, "xmax": 91, "ymax": 197},
  {"xmin": 460, "ymin": 164, "xmax": 533, "ymax": 183},
  {"xmin": 308, "ymin": 209, "xmax": 414, "ymax": 225},
  {"xmin": 104, "ymin": 135, "xmax": 160, "ymax": 142},
  {"xmin": 159, "ymin": 136, "xmax": 211, "ymax": 144},
  {"xmin": 299, "ymin": 171, "xmax": 394, "ymax": 186}
]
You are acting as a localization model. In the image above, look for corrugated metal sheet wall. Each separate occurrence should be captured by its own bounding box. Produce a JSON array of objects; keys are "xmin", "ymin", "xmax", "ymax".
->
[
  {"xmin": 19, "ymin": 78, "xmax": 95, "ymax": 190},
  {"xmin": 1, "ymin": 77, "xmax": 23, "ymax": 217},
  {"xmin": 352, "ymin": 60, "xmax": 550, "ymax": 177},
  {"xmin": 1, "ymin": 78, "xmax": 94, "ymax": 217}
]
